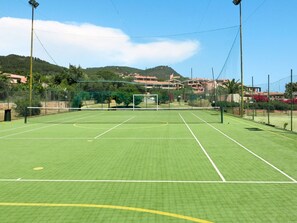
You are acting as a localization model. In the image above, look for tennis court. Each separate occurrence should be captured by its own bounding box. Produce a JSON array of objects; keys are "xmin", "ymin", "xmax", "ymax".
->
[{"xmin": 0, "ymin": 109, "xmax": 296, "ymax": 222}]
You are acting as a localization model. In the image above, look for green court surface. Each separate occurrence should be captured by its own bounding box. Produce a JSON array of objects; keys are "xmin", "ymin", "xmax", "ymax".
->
[{"xmin": 0, "ymin": 110, "xmax": 296, "ymax": 222}]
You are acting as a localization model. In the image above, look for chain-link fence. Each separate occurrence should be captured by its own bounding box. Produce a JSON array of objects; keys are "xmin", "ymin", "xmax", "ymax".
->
[{"xmin": 244, "ymin": 72, "xmax": 296, "ymax": 132}]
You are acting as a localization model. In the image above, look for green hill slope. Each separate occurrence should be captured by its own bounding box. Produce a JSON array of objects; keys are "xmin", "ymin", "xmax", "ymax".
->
[
  {"xmin": 84, "ymin": 65, "xmax": 183, "ymax": 80},
  {"xmin": 0, "ymin": 55, "xmax": 184, "ymax": 81},
  {"xmin": 0, "ymin": 54, "xmax": 65, "ymax": 76}
]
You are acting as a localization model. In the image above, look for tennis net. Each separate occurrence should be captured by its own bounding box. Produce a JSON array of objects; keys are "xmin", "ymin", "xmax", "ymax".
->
[{"xmin": 25, "ymin": 107, "xmax": 223, "ymax": 124}]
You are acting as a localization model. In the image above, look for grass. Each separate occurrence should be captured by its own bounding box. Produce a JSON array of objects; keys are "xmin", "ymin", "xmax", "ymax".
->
[
  {"xmin": 245, "ymin": 109, "xmax": 297, "ymax": 131},
  {"xmin": 0, "ymin": 110, "xmax": 296, "ymax": 222}
]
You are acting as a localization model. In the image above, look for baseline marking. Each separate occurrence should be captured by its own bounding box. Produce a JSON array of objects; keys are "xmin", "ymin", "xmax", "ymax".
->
[
  {"xmin": 179, "ymin": 113, "xmax": 226, "ymax": 182},
  {"xmin": 0, "ymin": 202, "xmax": 212, "ymax": 223},
  {"xmin": 94, "ymin": 117, "xmax": 135, "ymax": 139},
  {"xmin": 192, "ymin": 113, "xmax": 297, "ymax": 182}
]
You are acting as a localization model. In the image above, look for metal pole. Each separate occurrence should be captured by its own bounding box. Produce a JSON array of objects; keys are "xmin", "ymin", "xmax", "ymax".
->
[
  {"xmin": 252, "ymin": 76, "xmax": 254, "ymax": 120},
  {"xmin": 220, "ymin": 106, "xmax": 224, "ymax": 124},
  {"xmin": 133, "ymin": 95, "xmax": 135, "ymax": 111},
  {"xmin": 291, "ymin": 69, "xmax": 293, "ymax": 131},
  {"xmin": 29, "ymin": 5, "xmax": 34, "ymax": 113},
  {"xmin": 239, "ymin": 2, "xmax": 244, "ymax": 117},
  {"xmin": 212, "ymin": 67, "xmax": 216, "ymax": 107},
  {"xmin": 28, "ymin": 0, "xmax": 39, "ymax": 115},
  {"xmin": 268, "ymin": 74, "xmax": 270, "ymax": 125}
]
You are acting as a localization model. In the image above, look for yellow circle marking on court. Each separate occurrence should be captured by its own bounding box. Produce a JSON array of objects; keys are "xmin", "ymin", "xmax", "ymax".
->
[
  {"xmin": 0, "ymin": 202, "xmax": 213, "ymax": 223},
  {"xmin": 33, "ymin": 167, "xmax": 44, "ymax": 171}
]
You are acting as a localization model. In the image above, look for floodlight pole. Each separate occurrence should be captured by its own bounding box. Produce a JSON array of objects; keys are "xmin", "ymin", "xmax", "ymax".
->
[
  {"xmin": 233, "ymin": 0, "xmax": 244, "ymax": 117},
  {"xmin": 29, "ymin": 0, "xmax": 39, "ymax": 112}
]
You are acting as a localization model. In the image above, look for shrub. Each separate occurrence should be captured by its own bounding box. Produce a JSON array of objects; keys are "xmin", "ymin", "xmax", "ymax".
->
[
  {"xmin": 249, "ymin": 101, "xmax": 291, "ymax": 111},
  {"xmin": 215, "ymin": 101, "xmax": 239, "ymax": 108},
  {"xmin": 188, "ymin": 99, "xmax": 210, "ymax": 107},
  {"xmin": 253, "ymin": 95, "xmax": 268, "ymax": 102},
  {"xmin": 71, "ymin": 95, "xmax": 83, "ymax": 108},
  {"xmin": 15, "ymin": 98, "xmax": 42, "ymax": 117}
]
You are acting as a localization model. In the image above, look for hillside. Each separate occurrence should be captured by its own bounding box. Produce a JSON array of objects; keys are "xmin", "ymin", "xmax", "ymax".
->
[
  {"xmin": 0, "ymin": 54, "xmax": 65, "ymax": 76},
  {"xmin": 84, "ymin": 65, "xmax": 183, "ymax": 80},
  {"xmin": 84, "ymin": 66, "xmax": 143, "ymax": 77},
  {"xmin": 142, "ymin": 66, "xmax": 182, "ymax": 80},
  {"xmin": 0, "ymin": 54, "xmax": 184, "ymax": 81}
]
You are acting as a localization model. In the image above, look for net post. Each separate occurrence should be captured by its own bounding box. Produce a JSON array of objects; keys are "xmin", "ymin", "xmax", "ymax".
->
[
  {"xmin": 24, "ymin": 107, "xmax": 28, "ymax": 124},
  {"xmin": 220, "ymin": 106, "xmax": 224, "ymax": 123},
  {"xmin": 133, "ymin": 95, "xmax": 135, "ymax": 111}
]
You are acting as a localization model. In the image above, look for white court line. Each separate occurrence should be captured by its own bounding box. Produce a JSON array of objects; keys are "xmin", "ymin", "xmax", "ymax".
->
[
  {"xmin": 0, "ymin": 137, "xmax": 193, "ymax": 140},
  {"xmin": 0, "ymin": 138, "xmax": 94, "ymax": 140},
  {"xmin": 0, "ymin": 124, "xmax": 61, "ymax": 139},
  {"xmin": 96, "ymin": 137, "xmax": 193, "ymax": 140},
  {"xmin": 94, "ymin": 117, "xmax": 135, "ymax": 139},
  {"xmin": 0, "ymin": 178, "xmax": 295, "ymax": 184},
  {"xmin": 0, "ymin": 124, "xmax": 34, "ymax": 133},
  {"xmin": 179, "ymin": 113, "xmax": 226, "ymax": 182},
  {"xmin": 0, "ymin": 112, "xmax": 97, "ymax": 139},
  {"xmin": 192, "ymin": 113, "xmax": 297, "ymax": 183}
]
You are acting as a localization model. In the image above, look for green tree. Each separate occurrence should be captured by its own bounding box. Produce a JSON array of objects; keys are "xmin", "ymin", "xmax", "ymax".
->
[
  {"xmin": 67, "ymin": 65, "xmax": 85, "ymax": 85},
  {"xmin": 0, "ymin": 74, "xmax": 13, "ymax": 108},
  {"xmin": 150, "ymin": 88, "xmax": 169, "ymax": 104},
  {"xmin": 52, "ymin": 65, "xmax": 85, "ymax": 86},
  {"xmin": 113, "ymin": 84, "xmax": 142, "ymax": 107},
  {"xmin": 0, "ymin": 74, "xmax": 10, "ymax": 100},
  {"xmin": 94, "ymin": 70, "xmax": 121, "ymax": 81},
  {"xmin": 284, "ymin": 82, "xmax": 297, "ymax": 99}
]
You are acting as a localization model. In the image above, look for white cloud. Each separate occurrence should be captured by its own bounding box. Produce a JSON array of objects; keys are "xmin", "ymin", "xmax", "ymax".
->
[{"xmin": 0, "ymin": 17, "xmax": 199, "ymax": 68}]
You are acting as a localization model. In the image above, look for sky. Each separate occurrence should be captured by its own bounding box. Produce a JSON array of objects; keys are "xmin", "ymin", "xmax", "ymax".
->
[{"xmin": 0, "ymin": 0, "xmax": 296, "ymax": 86}]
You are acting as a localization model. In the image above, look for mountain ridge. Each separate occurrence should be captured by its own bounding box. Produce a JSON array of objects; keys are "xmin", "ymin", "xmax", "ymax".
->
[{"xmin": 0, "ymin": 54, "xmax": 184, "ymax": 80}]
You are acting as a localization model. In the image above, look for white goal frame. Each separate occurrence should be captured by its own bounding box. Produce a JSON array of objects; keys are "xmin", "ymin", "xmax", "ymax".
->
[{"xmin": 133, "ymin": 94, "xmax": 159, "ymax": 111}]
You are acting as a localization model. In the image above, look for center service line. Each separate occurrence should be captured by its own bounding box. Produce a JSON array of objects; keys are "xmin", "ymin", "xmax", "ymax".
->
[
  {"xmin": 179, "ymin": 113, "xmax": 226, "ymax": 182},
  {"xmin": 94, "ymin": 117, "xmax": 135, "ymax": 139}
]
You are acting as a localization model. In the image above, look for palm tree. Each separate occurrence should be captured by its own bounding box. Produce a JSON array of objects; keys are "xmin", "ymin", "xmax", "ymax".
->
[
  {"xmin": 223, "ymin": 79, "xmax": 241, "ymax": 103},
  {"xmin": 223, "ymin": 79, "xmax": 240, "ymax": 94}
]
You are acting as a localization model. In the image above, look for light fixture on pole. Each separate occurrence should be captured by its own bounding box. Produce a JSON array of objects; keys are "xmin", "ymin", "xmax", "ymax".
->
[
  {"xmin": 28, "ymin": 0, "xmax": 39, "ymax": 113},
  {"xmin": 232, "ymin": 0, "xmax": 244, "ymax": 117}
]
